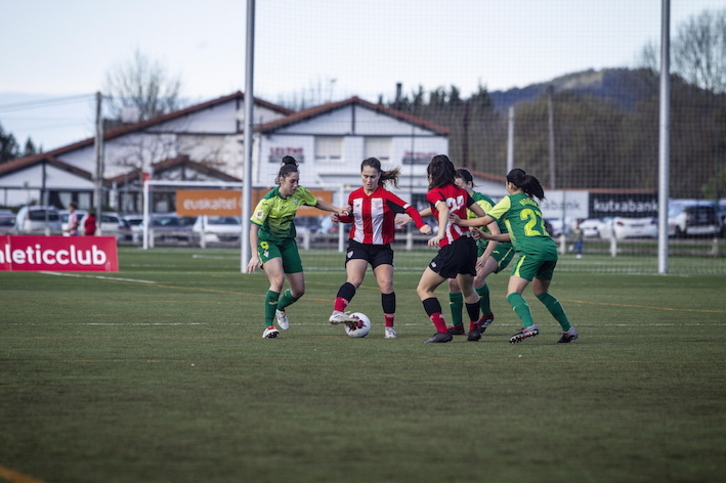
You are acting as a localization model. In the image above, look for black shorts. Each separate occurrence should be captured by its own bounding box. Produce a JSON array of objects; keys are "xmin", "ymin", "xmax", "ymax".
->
[
  {"xmin": 428, "ymin": 236, "xmax": 477, "ymax": 279},
  {"xmin": 345, "ymin": 239, "xmax": 394, "ymax": 269}
]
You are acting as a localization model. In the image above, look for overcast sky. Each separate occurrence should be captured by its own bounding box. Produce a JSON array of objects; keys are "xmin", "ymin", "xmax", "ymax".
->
[{"xmin": 1, "ymin": 0, "xmax": 723, "ymax": 150}]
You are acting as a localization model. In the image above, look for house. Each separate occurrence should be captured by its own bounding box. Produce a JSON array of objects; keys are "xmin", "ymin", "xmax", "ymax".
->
[{"xmin": 0, "ymin": 92, "xmax": 506, "ymax": 213}]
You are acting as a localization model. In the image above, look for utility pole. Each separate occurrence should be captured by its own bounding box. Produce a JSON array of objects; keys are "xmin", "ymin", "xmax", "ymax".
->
[
  {"xmin": 547, "ymin": 85, "xmax": 556, "ymax": 189},
  {"xmin": 94, "ymin": 91, "xmax": 104, "ymax": 232},
  {"xmin": 507, "ymin": 106, "xmax": 515, "ymax": 173}
]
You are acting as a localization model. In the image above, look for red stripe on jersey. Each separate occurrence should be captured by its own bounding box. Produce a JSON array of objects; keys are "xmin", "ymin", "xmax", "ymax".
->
[{"xmin": 348, "ymin": 186, "xmax": 409, "ymax": 245}]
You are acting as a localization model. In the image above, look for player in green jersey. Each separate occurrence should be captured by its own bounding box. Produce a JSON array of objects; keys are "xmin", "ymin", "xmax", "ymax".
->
[
  {"xmin": 451, "ymin": 168, "xmax": 578, "ymax": 344},
  {"xmin": 247, "ymin": 156, "xmax": 345, "ymax": 339}
]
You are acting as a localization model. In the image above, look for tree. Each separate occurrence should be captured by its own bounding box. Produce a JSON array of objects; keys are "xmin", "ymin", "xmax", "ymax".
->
[
  {"xmin": 0, "ymin": 122, "xmax": 20, "ymax": 164},
  {"xmin": 638, "ymin": 8, "xmax": 726, "ymax": 94},
  {"xmin": 673, "ymin": 9, "xmax": 726, "ymax": 94},
  {"xmin": 103, "ymin": 48, "xmax": 184, "ymax": 122}
]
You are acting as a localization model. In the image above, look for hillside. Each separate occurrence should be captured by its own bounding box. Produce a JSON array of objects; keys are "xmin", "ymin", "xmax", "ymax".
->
[{"xmin": 489, "ymin": 68, "xmax": 660, "ymax": 112}]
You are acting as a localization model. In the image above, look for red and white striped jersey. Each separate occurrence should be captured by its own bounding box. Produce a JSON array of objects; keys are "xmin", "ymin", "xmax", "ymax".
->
[
  {"xmin": 339, "ymin": 186, "xmax": 426, "ymax": 245},
  {"xmin": 426, "ymin": 184, "xmax": 475, "ymax": 247}
]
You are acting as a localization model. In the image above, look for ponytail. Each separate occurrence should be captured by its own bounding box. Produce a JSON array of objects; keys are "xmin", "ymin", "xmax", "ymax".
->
[{"xmin": 507, "ymin": 168, "xmax": 545, "ymax": 200}]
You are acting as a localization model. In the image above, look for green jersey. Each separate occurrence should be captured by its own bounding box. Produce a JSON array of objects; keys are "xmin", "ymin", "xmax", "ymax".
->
[
  {"xmin": 469, "ymin": 191, "xmax": 508, "ymax": 235},
  {"xmin": 251, "ymin": 186, "xmax": 318, "ymax": 243},
  {"xmin": 487, "ymin": 192, "xmax": 557, "ymax": 259}
]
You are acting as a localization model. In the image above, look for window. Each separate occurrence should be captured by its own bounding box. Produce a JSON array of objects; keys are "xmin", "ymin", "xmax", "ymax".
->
[
  {"xmin": 364, "ymin": 137, "xmax": 391, "ymax": 162},
  {"xmin": 315, "ymin": 136, "xmax": 343, "ymax": 162}
]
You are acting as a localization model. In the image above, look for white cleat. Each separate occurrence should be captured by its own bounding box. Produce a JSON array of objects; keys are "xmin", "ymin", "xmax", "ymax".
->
[
  {"xmin": 329, "ymin": 311, "xmax": 358, "ymax": 327},
  {"xmin": 275, "ymin": 309, "xmax": 289, "ymax": 330},
  {"xmin": 262, "ymin": 326, "xmax": 280, "ymax": 339},
  {"xmin": 384, "ymin": 327, "xmax": 397, "ymax": 339}
]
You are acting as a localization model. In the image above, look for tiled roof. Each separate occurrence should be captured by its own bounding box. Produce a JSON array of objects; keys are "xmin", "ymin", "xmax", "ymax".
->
[
  {"xmin": 0, "ymin": 154, "xmax": 93, "ymax": 180},
  {"xmin": 256, "ymin": 96, "xmax": 450, "ymax": 135},
  {"xmin": 6, "ymin": 92, "xmax": 293, "ymax": 163},
  {"xmin": 106, "ymin": 156, "xmax": 241, "ymax": 186}
]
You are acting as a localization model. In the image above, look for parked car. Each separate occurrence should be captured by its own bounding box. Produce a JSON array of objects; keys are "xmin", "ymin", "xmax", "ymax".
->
[
  {"xmin": 0, "ymin": 210, "xmax": 16, "ymax": 234},
  {"xmin": 193, "ymin": 215, "xmax": 241, "ymax": 242},
  {"xmin": 14, "ymin": 206, "xmax": 63, "ymax": 234},
  {"xmin": 668, "ymin": 202, "xmax": 722, "ymax": 238},
  {"xmin": 59, "ymin": 209, "xmax": 87, "ymax": 235},
  {"xmin": 151, "ymin": 214, "xmax": 197, "ymax": 242},
  {"xmin": 599, "ymin": 216, "xmax": 658, "ymax": 240},
  {"xmin": 96, "ymin": 212, "xmax": 132, "ymax": 240},
  {"xmin": 293, "ymin": 216, "xmax": 322, "ymax": 236},
  {"xmin": 579, "ymin": 218, "xmax": 605, "ymax": 238}
]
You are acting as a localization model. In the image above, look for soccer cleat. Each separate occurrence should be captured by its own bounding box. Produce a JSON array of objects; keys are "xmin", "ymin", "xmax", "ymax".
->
[
  {"xmin": 424, "ymin": 331, "xmax": 454, "ymax": 343},
  {"xmin": 384, "ymin": 327, "xmax": 397, "ymax": 339},
  {"xmin": 556, "ymin": 328, "xmax": 579, "ymax": 343},
  {"xmin": 446, "ymin": 325, "xmax": 466, "ymax": 336},
  {"xmin": 467, "ymin": 329, "xmax": 481, "ymax": 342},
  {"xmin": 329, "ymin": 311, "xmax": 358, "ymax": 327},
  {"xmin": 509, "ymin": 325, "xmax": 539, "ymax": 344},
  {"xmin": 275, "ymin": 310, "xmax": 289, "ymax": 330},
  {"xmin": 262, "ymin": 326, "xmax": 280, "ymax": 339},
  {"xmin": 478, "ymin": 313, "xmax": 494, "ymax": 334}
]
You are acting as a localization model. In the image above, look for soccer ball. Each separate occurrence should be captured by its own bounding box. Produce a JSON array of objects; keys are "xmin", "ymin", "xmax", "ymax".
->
[{"xmin": 344, "ymin": 312, "xmax": 371, "ymax": 338}]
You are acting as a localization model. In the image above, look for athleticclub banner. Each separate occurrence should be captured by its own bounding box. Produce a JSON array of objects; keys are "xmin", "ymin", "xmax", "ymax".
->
[{"xmin": 0, "ymin": 235, "xmax": 119, "ymax": 272}]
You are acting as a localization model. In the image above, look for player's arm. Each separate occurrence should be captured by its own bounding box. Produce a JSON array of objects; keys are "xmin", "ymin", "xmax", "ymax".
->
[
  {"xmin": 428, "ymin": 200, "xmax": 448, "ymax": 247},
  {"xmin": 246, "ymin": 223, "xmax": 262, "ymax": 273}
]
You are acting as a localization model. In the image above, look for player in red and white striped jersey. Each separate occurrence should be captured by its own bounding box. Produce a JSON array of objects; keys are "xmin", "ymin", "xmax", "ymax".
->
[{"xmin": 329, "ymin": 157, "xmax": 431, "ymax": 338}]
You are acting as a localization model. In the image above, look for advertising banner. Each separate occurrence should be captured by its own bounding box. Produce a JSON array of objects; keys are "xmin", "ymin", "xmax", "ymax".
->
[
  {"xmin": 176, "ymin": 189, "xmax": 334, "ymax": 218},
  {"xmin": 0, "ymin": 235, "xmax": 119, "ymax": 272}
]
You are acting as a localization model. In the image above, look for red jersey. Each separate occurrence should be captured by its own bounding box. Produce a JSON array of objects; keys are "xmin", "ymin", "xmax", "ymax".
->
[
  {"xmin": 426, "ymin": 184, "xmax": 475, "ymax": 247},
  {"xmin": 339, "ymin": 186, "xmax": 426, "ymax": 245}
]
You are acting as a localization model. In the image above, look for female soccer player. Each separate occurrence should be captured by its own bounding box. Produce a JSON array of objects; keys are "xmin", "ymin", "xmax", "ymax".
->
[
  {"xmin": 329, "ymin": 157, "xmax": 431, "ymax": 338},
  {"xmin": 451, "ymin": 168, "xmax": 578, "ymax": 343},
  {"xmin": 247, "ymin": 156, "xmax": 346, "ymax": 339},
  {"xmin": 446, "ymin": 169, "xmax": 515, "ymax": 336},
  {"xmin": 417, "ymin": 155, "xmax": 486, "ymax": 343}
]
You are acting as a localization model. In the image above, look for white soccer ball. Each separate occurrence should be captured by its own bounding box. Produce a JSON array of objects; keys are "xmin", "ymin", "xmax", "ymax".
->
[{"xmin": 344, "ymin": 312, "xmax": 371, "ymax": 338}]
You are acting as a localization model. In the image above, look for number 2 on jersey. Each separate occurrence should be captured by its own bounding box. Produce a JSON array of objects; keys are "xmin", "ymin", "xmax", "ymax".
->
[{"xmin": 521, "ymin": 208, "xmax": 548, "ymax": 236}]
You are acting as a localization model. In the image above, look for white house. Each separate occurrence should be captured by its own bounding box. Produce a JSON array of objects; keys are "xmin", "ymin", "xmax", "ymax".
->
[{"xmin": 0, "ymin": 92, "xmax": 507, "ymax": 213}]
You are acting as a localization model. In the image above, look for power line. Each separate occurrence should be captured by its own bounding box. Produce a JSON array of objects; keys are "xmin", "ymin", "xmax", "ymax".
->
[{"xmin": 0, "ymin": 94, "xmax": 95, "ymax": 113}]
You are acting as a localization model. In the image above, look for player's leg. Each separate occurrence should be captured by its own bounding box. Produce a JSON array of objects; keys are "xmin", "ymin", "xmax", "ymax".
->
[
  {"xmin": 372, "ymin": 263, "xmax": 397, "ymax": 338},
  {"xmin": 457, "ymin": 272, "xmax": 482, "ymax": 341},
  {"xmin": 532, "ymin": 263, "xmax": 578, "ymax": 343},
  {"xmin": 330, "ymin": 246, "xmax": 369, "ymax": 325},
  {"xmin": 275, "ymin": 240, "xmax": 305, "ymax": 330},
  {"xmin": 260, "ymin": 256, "xmax": 285, "ymax": 338},
  {"xmin": 506, "ymin": 255, "xmax": 539, "ymax": 343},
  {"xmin": 447, "ymin": 277, "xmax": 465, "ymax": 335},
  {"xmin": 417, "ymin": 267, "xmax": 451, "ymax": 342}
]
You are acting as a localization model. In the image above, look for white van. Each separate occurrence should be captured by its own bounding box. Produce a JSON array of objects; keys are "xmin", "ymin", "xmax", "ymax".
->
[{"xmin": 14, "ymin": 206, "xmax": 63, "ymax": 234}]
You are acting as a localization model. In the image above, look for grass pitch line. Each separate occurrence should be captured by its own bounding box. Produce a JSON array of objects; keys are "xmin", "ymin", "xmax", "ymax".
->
[
  {"xmin": 39, "ymin": 271, "xmax": 158, "ymax": 284},
  {"xmin": 0, "ymin": 465, "xmax": 47, "ymax": 483}
]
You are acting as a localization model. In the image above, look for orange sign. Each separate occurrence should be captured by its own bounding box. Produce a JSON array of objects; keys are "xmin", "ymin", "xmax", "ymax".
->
[{"xmin": 176, "ymin": 189, "xmax": 334, "ymax": 217}]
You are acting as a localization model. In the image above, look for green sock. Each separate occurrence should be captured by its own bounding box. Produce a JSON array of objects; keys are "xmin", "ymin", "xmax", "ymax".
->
[
  {"xmin": 277, "ymin": 289, "xmax": 299, "ymax": 312},
  {"xmin": 264, "ymin": 290, "xmax": 279, "ymax": 327},
  {"xmin": 536, "ymin": 292, "xmax": 572, "ymax": 331},
  {"xmin": 477, "ymin": 284, "xmax": 491, "ymax": 315},
  {"xmin": 448, "ymin": 292, "xmax": 464, "ymax": 327},
  {"xmin": 507, "ymin": 292, "xmax": 535, "ymax": 328}
]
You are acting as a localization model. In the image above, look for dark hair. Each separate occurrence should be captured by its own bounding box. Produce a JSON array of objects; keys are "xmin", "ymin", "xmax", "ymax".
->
[
  {"xmin": 507, "ymin": 168, "xmax": 545, "ymax": 200},
  {"xmin": 361, "ymin": 157, "xmax": 401, "ymax": 188},
  {"xmin": 427, "ymin": 154, "xmax": 457, "ymax": 189},
  {"xmin": 454, "ymin": 168, "xmax": 475, "ymax": 187},
  {"xmin": 275, "ymin": 155, "xmax": 299, "ymax": 184}
]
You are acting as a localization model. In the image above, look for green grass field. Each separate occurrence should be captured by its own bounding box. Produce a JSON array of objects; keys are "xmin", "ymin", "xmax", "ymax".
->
[{"xmin": 1, "ymin": 247, "xmax": 725, "ymax": 483}]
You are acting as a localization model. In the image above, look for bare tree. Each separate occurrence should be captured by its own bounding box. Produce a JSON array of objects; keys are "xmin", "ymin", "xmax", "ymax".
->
[
  {"xmin": 673, "ymin": 9, "xmax": 726, "ymax": 94},
  {"xmin": 637, "ymin": 8, "xmax": 726, "ymax": 94},
  {"xmin": 103, "ymin": 48, "xmax": 184, "ymax": 122}
]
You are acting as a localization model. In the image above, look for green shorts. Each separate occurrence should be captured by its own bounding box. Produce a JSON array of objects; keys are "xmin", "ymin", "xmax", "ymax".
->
[
  {"xmin": 510, "ymin": 254, "xmax": 557, "ymax": 281},
  {"xmin": 478, "ymin": 241, "xmax": 516, "ymax": 274},
  {"xmin": 258, "ymin": 238, "xmax": 303, "ymax": 274}
]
